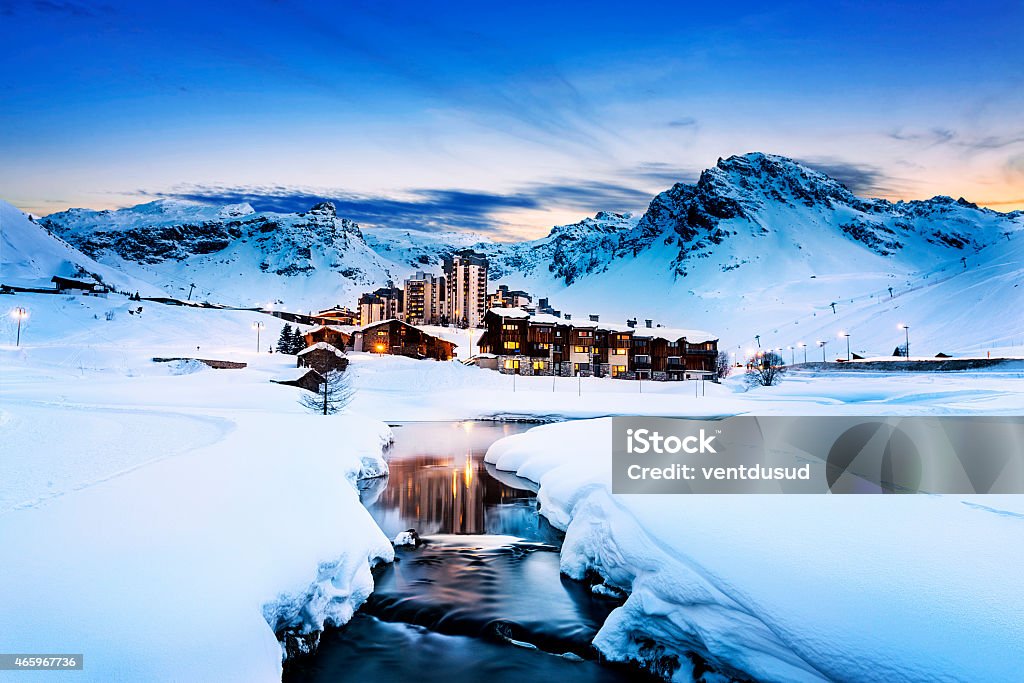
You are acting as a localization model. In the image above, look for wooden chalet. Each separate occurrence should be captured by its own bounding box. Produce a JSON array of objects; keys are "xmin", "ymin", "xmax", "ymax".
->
[
  {"xmin": 51, "ymin": 275, "xmax": 106, "ymax": 293},
  {"xmin": 312, "ymin": 306, "xmax": 359, "ymax": 326},
  {"xmin": 270, "ymin": 368, "xmax": 324, "ymax": 393},
  {"xmin": 352, "ymin": 319, "xmax": 456, "ymax": 361},
  {"xmin": 303, "ymin": 324, "xmax": 352, "ymax": 351},
  {"xmin": 297, "ymin": 342, "xmax": 350, "ymax": 374}
]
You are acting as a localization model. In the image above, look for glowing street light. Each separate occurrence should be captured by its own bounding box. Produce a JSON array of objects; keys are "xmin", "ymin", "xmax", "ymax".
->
[
  {"xmin": 798, "ymin": 342, "xmax": 807, "ymax": 364},
  {"xmin": 899, "ymin": 323, "xmax": 910, "ymax": 358},
  {"xmin": 839, "ymin": 331, "xmax": 851, "ymax": 361},
  {"xmin": 252, "ymin": 321, "xmax": 265, "ymax": 352},
  {"xmin": 788, "ymin": 345, "xmax": 795, "ymax": 365},
  {"xmin": 817, "ymin": 340, "xmax": 828, "ymax": 363},
  {"xmin": 375, "ymin": 343, "xmax": 386, "ymax": 355},
  {"xmin": 11, "ymin": 307, "xmax": 28, "ymax": 346}
]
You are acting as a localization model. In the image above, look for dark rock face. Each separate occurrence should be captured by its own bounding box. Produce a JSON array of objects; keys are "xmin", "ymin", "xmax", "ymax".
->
[{"xmin": 41, "ymin": 201, "xmax": 380, "ymax": 283}]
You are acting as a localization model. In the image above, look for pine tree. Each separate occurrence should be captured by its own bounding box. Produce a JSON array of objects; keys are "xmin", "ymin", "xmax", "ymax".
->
[
  {"xmin": 289, "ymin": 326, "xmax": 306, "ymax": 354},
  {"xmin": 276, "ymin": 323, "xmax": 293, "ymax": 353}
]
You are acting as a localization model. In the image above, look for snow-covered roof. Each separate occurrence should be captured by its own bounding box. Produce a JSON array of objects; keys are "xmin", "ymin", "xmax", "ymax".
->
[
  {"xmin": 485, "ymin": 306, "xmax": 716, "ymax": 342},
  {"xmin": 305, "ymin": 324, "xmax": 353, "ymax": 335},
  {"xmin": 354, "ymin": 317, "xmax": 409, "ymax": 333},
  {"xmin": 658, "ymin": 328, "xmax": 718, "ymax": 343},
  {"xmin": 271, "ymin": 368, "xmax": 324, "ymax": 383},
  {"xmin": 297, "ymin": 342, "xmax": 346, "ymax": 358},
  {"xmin": 487, "ymin": 307, "xmax": 530, "ymax": 318},
  {"xmin": 353, "ymin": 319, "xmax": 457, "ymax": 346},
  {"xmin": 528, "ymin": 313, "xmax": 568, "ymax": 325}
]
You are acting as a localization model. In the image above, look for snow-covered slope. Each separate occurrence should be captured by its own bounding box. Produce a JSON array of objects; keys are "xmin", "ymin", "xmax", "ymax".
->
[
  {"xmin": 481, "ymin": 154, "xmax": 1023, "ymax": 356},
  {"xmin": 24, "ymin": 153, "xmax": 1024, "ymax": 353},
  {"xmin": 486, "ymin": 419, "xmax": 1024, "ymax": 683},
  {"xmin": 40, "ymin": 199, "xmax": 404, "ymax": 308},
  {"xmin": 0, "ymin": 200, "xmax": 158, "ymax": 294}
]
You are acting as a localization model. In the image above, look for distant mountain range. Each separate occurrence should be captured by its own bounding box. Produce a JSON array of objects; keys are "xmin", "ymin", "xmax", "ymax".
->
[{"xmin": 4, "ymin": 153, "xmax": 1022, "ymax": 355}]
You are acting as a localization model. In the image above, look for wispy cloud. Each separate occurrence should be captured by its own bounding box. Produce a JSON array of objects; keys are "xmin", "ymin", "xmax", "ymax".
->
[
  {"xmin": 1, "ymin": 0, "xmax": 114, "ymax": 18},
  {"xmin": 667, "ymin": 117, "xmax": 698, "ymax": 128},
  {"xmin": 797, "ymin": 157, "xmax": 892, "ymax": 196},
  {"xmin": 620, "ymin": 162, "xmax": 698, "ymax": 187},
  {"xmin": 144, "ymin": 177, "xmax": 661, "ymax": 237},
  {"xmin": 888, "ymin": 127, "xmax": 1024, "ymax": 152}
]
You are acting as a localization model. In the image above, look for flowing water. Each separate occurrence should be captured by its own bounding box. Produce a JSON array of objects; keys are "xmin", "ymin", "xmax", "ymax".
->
[{"xmin": 284, "ymin": 420, "xmax": 655, "ymax": 683}]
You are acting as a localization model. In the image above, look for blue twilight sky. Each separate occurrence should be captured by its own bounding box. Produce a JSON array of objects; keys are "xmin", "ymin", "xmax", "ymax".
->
[{"xmin": 1, "ymin": 0, "xmax": 1022, "ymax": 238}]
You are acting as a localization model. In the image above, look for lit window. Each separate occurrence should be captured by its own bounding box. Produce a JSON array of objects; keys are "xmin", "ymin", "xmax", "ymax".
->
[
  {"xmin": 573, "ymin": 345, "xmax": 586, "ymax": 353},
  {"xmin": 533, "ymin": 361, "xmax": 545, "ymax": 370},
  {"xmin": 504, "ymin": 341, "xmax": 520, "ymax": 350},
  {"xmin": 504, "ymin": 359, "xmax": 518, "ymax": 369},
  {"xmin": 613, "ymin": 348, "xmax": 627, "ymax": 355}
]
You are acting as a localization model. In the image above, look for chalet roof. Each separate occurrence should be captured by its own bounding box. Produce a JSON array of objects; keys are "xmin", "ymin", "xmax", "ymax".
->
[
  {"xmin": 297, "ymin": 342, "xmax": 347, "ymax": 358},
  {"xmin": 305, "ymin": 324, "xmax": 354, "ymax": 336},
  {"xmin": 528, "ymin": 313, "xmax": 567, "ymax": 325},
  {"xmin": 646, "ymin": 327, "xmax": 718, "ymax": 343},
  {"xmin": 271, "ymin": 368, "xmax": 324, "ymax": 383},
  {"xmin": 487, "ymin": 307, "xmax": 530, "ymax": 318},
  {"xmin": 354, "ymin": 318, "xmax": 458, "ymax": 347},
  {"xmin": 486, "ymin": 307, "xmax": 717, "ymax": 343}
]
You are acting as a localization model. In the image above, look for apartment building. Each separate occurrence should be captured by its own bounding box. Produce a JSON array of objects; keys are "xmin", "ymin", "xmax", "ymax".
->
[
  {"xmin": 403, "ymin": 271, "xmax": 446, "ymax": 325},
  {"xmin": 477, "ymin": 308, "xmax": 718, "ymax": 379},
  {"xmin": 443, "ymin": 252, "xmax": 489, "ymax": 328},
  {"xmin": 358, "ymin": 286, "xmax": 403, "ymax": 327}
]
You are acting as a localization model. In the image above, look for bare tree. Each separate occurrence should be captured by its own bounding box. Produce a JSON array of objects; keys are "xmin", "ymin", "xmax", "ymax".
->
[
  {"xmin": 715, "ymin": 351, "xmax": 732, "ymax": 380},
  {"xmin": 299, "ymin": 370, "xmax": 354, "ymax": 415},
  {"xmin": 745, "ymin": 351, "xmax": 786, "ymax": 387}
]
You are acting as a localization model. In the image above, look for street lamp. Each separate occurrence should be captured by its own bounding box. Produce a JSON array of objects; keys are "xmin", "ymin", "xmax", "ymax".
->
[
  {"xmin": 899, "ymin": 324, "xmax": 910, "ymax": 358},
  {"xmin": 11, "ymin": 307, "xmax": 28, "ymax": 346},
  {"xmin": 817, "ymin": 340, "xmax": 828, "ymax": 362},
  {"xmin": 375, "ymin": 343, "xmax": 386, "ymax": 355},
  {"xmin": 252, "ymin": 321, "xmax": 264, "ymax": 352},
  {"xmin": 839, "ymin": 331, "xmax": 851, "ymax": 361},
  {"xmin": 788, "ymin": 345, "xmax": 795, "ymax": 365},
  {"xmin": 798, "ymin": 342, "xmax": 807, "ymax": 364}
]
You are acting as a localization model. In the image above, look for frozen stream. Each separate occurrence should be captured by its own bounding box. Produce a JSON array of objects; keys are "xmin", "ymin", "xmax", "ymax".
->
[{"xmin": 283, "ymin": 420, "xmax": 656, "ymax": 682}]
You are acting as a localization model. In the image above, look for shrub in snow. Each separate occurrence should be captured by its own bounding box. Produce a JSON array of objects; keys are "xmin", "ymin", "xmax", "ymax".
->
[
  {"xmin": 745, "ymin": 351, "xmax": 786, "ymax": 387},
  {"xmin": 715, "ymin": 351, "xmax": 732, "ymax": 379},
  {"xmin": 298, "ymin": 369, "xmax": 354, "ymax": 415}
]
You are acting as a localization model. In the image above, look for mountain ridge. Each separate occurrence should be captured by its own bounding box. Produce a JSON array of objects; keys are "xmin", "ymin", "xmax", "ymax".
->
[{"xmin": 6, "ymin": 152, "xmax": 1021, "ymax": 352}]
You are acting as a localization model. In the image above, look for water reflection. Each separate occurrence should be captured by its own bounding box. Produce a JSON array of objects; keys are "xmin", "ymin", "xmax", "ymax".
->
[
  {"xmin": 288, "ymin": 420, "xmax": 657, "ymax": 683},
  {"xmin": 364, "ymin": 421, "xmax": 551, "ymax": 542}
]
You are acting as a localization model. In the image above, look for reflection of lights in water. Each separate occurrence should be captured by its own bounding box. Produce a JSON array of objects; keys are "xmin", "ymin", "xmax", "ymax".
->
[
  {"xmin": 452, "ymin": 469, "xmax": 457, "ymax": 499},
  {"xmin": 464, "ymin": 454, "xmax": 473, "ymax": 488},
  {"xmin": 461, "ymin": 421, "xmax": 474, "ymax": 433}
]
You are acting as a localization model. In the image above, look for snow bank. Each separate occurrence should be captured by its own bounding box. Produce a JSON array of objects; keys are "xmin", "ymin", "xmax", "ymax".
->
[
  {"xmin": 0, "ymin": 295, "xmax": 397, "ymax": 682},
  {"xmin": 486, "ymin": 419, "xmax": 1024, "ymax": 682}
]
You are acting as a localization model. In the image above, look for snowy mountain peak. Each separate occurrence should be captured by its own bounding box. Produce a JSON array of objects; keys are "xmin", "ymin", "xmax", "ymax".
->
[{"xmin": 306, "ymin": 201, "xmax": 337, "ymax": 218}]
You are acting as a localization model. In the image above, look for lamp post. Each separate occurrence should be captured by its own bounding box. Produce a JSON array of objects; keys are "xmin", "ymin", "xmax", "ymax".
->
[
  {"xmin": 839, "ymin": 332, "xmax": 851, "ymax": 361},
  {"xmin": 798, "ymin": 342, "xmax": 807, "ymax": 364},
  {"xmin": 11, "ymin": 307, "xmax": 28, "ymax": 346},
  {"xmin": 252, "ymin": 321, "xmax": 264, "ymax": 352},
  {"xmin": 788, "ymin": 345, "xmax": 795, "ymax": 365},
  {"xmin": 817, "ymin": 340, "xmax": 828, "ymax": 362},
  {"xmin": 899, "ymin": 324, "xmax": 910, "ymax": 358}
]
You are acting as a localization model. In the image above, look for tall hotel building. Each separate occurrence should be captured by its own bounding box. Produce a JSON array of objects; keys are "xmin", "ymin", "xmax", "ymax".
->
[{"xmin": 443, "ymin": 252, "xmax": 489, "ymax": 328}]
